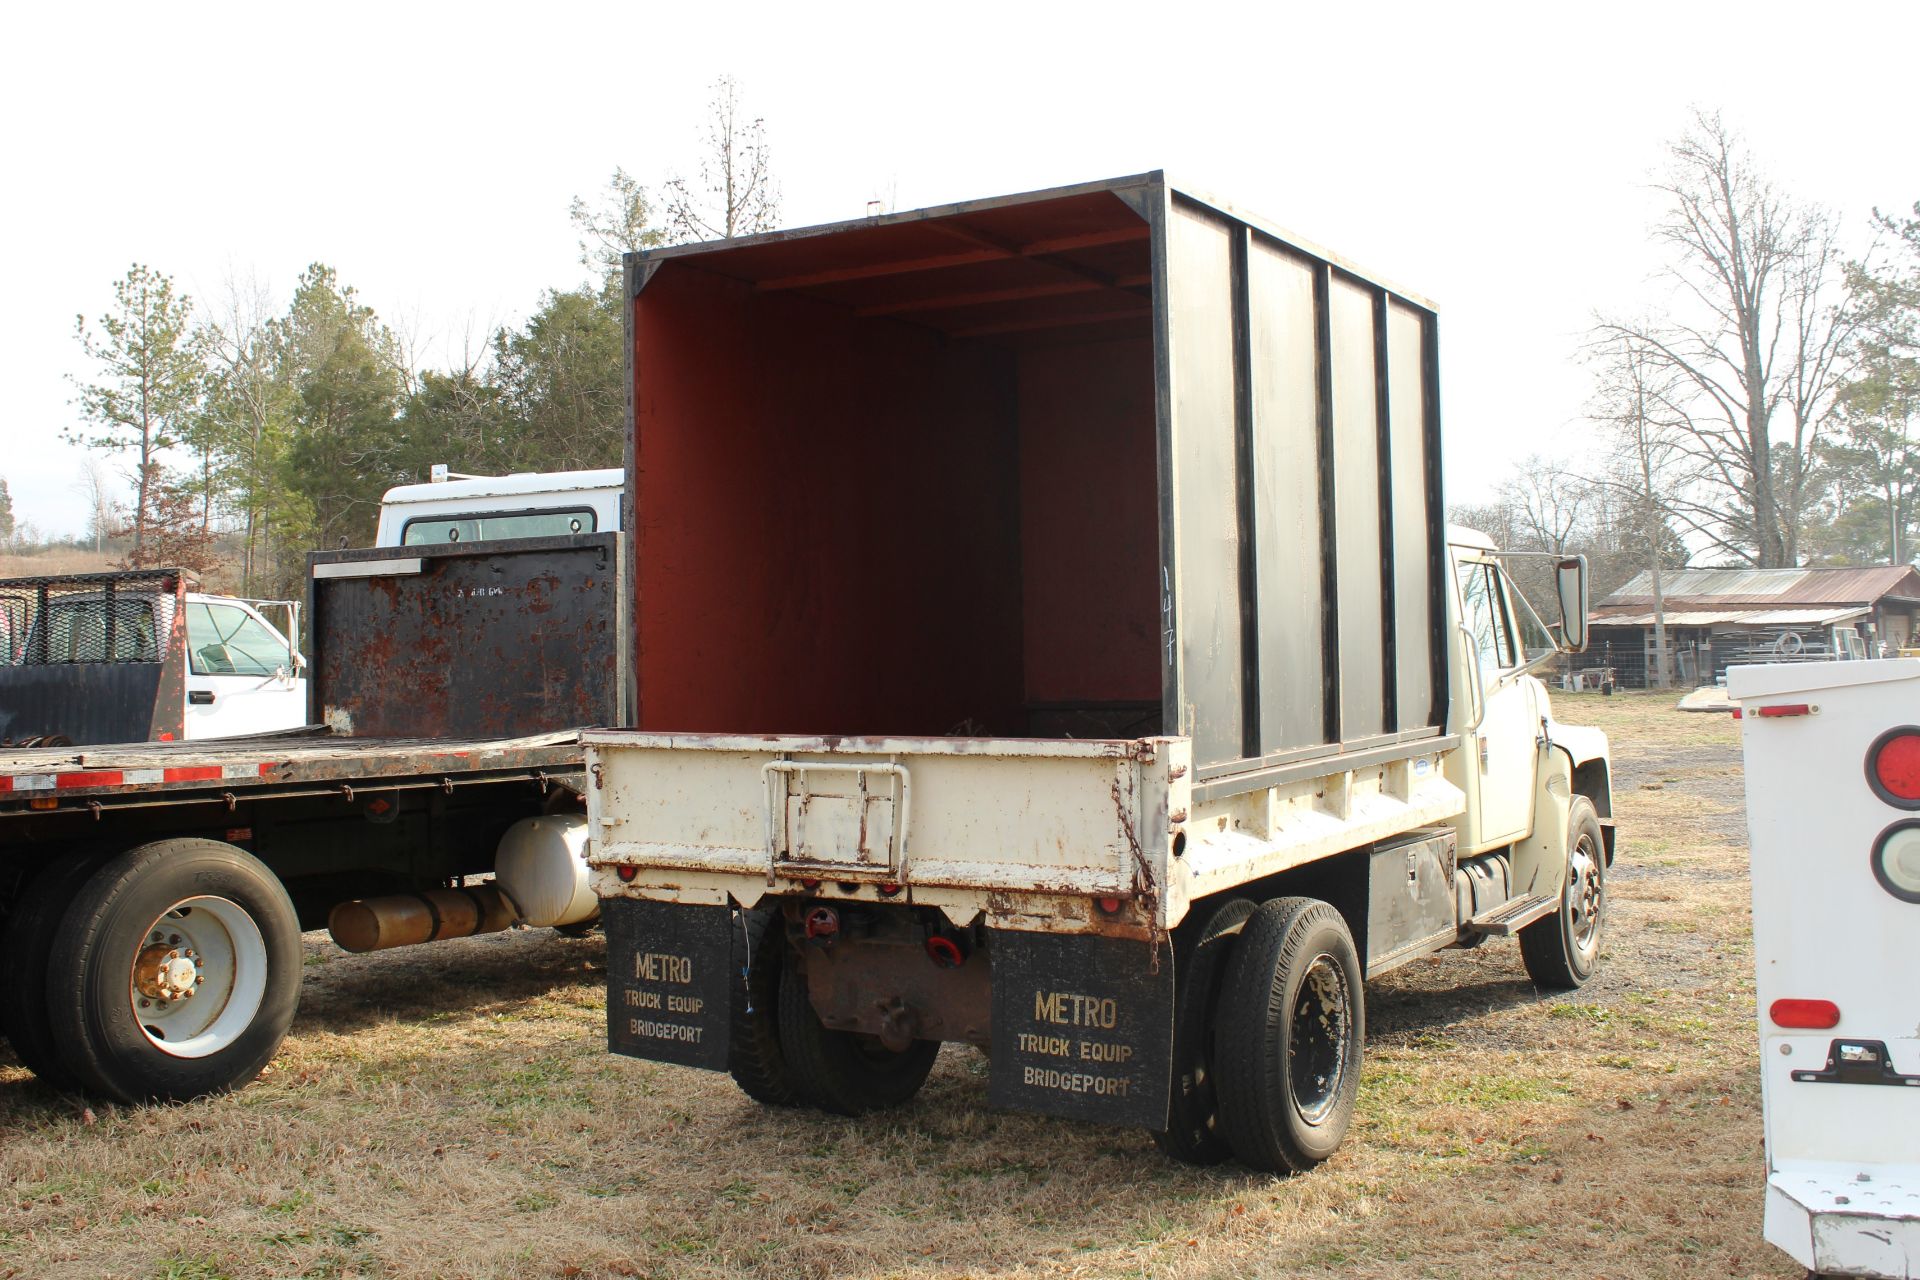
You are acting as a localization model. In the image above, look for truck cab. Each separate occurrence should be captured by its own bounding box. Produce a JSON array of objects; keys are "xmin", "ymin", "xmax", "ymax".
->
[{"xmin": 0, "ymin": 570, "xmax": 304, "ymax": 745}]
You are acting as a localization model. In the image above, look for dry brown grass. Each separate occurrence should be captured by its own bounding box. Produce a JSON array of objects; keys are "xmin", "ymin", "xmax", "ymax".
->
[
  {"xmin": 0, "ymin": 691, "xmax": 1792, "ymax": 1279},
  {"xmin": 0, "ymin": 549, "xmax": 120, "ymax": 580}
]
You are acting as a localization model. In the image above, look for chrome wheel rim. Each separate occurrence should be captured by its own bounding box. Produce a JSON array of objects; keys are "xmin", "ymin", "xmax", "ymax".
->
[
  {"xmin": 128, "ymin": 896, "xmax": 267, "ymax": 1059},
  {"xmin": 1567, "ymin": 836, "xmax": 1604, "ymax": 961}
]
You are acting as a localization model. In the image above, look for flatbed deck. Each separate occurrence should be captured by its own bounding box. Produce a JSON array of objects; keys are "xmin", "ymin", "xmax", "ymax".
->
[{"xmin": 0, "ymin": 730, "xmax": 584, "ymax": 813}]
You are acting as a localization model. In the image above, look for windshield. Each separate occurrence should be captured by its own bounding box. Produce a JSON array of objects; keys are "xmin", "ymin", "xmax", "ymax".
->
[
  {"xmin": 402, "ymin": 507, "xmax": 595, "ymax": 545},
  {"xmin": 1506, "ymin": 576, "xmax": 1558, "ymax": 665}
]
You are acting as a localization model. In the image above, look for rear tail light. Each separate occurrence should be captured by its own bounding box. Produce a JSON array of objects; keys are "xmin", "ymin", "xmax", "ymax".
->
[
  {"xmin": 1867, "ymin": 727, "xmax": 1920, "ymax": 807},
  {"xmin": 615, "ymin": 865, "xmax": 638, "ymax": 882},
  {"xmin": 1769, "ymin": 998, "xmax": 1841, "ymax": 1029}
]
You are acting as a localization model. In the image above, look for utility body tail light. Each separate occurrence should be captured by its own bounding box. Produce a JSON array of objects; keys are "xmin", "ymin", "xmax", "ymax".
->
[
  {"xmin": 1868, "ymin": 727, "xmax": 1920, "ymax": 807},
  {"xmin": 1769, "ymin": 999, "xmax": 1841, "ymax": 1029}
]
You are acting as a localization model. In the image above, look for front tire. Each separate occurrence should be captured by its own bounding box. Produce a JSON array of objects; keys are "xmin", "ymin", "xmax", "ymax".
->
[
  {"xmin": 45, "ymin": 839, "xmax": 302, "ymax": 1103},
  {"xmin": 1519, "ymin": 797, "xmax": 1606, "ymax": 990},
  {"xmin": 1213, "ymin": 897, "xmax": 1365, "ymax": 1173},
  {"xmin": 776, "ymin": 954, "xmax": 937, "ymax": 1115}
]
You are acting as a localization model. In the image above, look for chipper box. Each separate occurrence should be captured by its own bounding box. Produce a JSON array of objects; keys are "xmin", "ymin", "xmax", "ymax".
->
[{"xmin": 583, "ymin": 172, "xmax": 1616, "ymax": 1171}]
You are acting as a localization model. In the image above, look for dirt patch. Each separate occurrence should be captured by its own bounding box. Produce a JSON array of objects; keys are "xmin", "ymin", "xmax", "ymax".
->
[{"xmin": 0, "ymin": 690, "xmax": 1793, "ymax": 1279}]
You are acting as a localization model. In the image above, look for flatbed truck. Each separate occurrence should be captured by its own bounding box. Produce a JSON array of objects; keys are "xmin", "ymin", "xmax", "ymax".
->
[{"xmin": 0, "ymin": 533, "xmax": 622, "ymax": 1102}]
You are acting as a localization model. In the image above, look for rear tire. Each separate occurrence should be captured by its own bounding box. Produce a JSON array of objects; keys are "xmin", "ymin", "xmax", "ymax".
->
[
  {"xmin": 1151, "ymin": 897, "xmax": 1255, "ymax": 1165},
  {"xmin": 728, "ymin": 906, "xmax": 799, "ymax": 1106},
  {"xmin": 46, "ymin": 839, "xmax": 302, "ymax": 1103},
  {"xmin": 776, "ymin": 953, "xmax": 937, "ymax": 1115},
  {"xmin": 1520, "ymin": 797, "xmax": 1606, "ymax": 991},
  {"xmin": 1213, "ymin": 897, "xmax": 1364, "ymax": 1173},
  {"xmin": 0, "ymin": 852, "xmax": 112, "ymax": 1089}
]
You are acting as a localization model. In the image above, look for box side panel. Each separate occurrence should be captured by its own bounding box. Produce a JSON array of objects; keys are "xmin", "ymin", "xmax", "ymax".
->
[
  {"xmin": 1247, "ymin": 240, "xmax": 1326, "ymax": 751},
  {"xmin": 1387, "ymin": 300, "xmax": 1438, "ymax": 731},
  {"xmin": 1328, "ymin": 275, "xmax": 1386, "ymax": 740},
  {"xmin": 1165, "ymin": 201, "xmax": 1244, "ymax": 767}
]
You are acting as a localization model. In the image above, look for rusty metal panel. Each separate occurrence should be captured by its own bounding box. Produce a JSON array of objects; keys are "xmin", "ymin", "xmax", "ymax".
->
[{"xmin": 307, "ymin": 534, "xmax": 622, "ymax": 740}]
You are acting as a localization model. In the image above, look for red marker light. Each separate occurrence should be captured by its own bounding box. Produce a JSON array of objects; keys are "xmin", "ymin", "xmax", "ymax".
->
[
  {"xmin": 1096, "ymin": 896, "xmax": 1124, "ymax": 915},
  {"xmin": 1755, "ymin": 704, "xmax": 1813, "ymax": 718},
  {"xmin": 616, "ymin": 865, "xmax": 638, "ymax": 882},
  {"xmin": 1769, "ymin": 998, "xmax": 1840, "ymax": 1029},
  {"xmin": 1869, "ymin": 729, "xmax": 1920, "ymax": 805}
]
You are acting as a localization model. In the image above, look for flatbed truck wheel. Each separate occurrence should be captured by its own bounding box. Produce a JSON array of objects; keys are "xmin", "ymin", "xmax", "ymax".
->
[
  {"xmin": 45, "ymin": 839, "xmax": 302, "ymax": 1104},
  {"xmin": 776, "ymin": 954, "xmax": 937, "ymax": 1115},
  {"xmin": 0, "ymin": 852, "xmax": 112, "ymax": 1089},
  {"xmin": 728, "ymin": 905, "xmax": 799, "ymax": 1106},
  {"xmin": 1151, "ymin": 897, "xmax": 1255, "ymax": 1165},
  {"xmin": 1519, "ymin": 797, "xmax": 1606, "ymax": 991},
  {"xmin": 1213, "ymin": 897, "xmax": 1364, "ymax": 1173}
]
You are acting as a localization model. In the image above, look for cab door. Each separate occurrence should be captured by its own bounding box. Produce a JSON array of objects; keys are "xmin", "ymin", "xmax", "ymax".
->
[
  {"xmin": 1456, "ymin": 556, "xmax": 1540, "ymax": 848},
  {"xmin": 183, "ymin": 600, "xmax": 307, "ymax": 739}
]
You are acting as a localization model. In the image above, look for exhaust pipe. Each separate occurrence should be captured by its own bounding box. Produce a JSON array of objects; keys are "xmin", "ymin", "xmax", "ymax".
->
[{"xmin": 329, "ymin": 885, "xmax": 518, "ymax": 953}]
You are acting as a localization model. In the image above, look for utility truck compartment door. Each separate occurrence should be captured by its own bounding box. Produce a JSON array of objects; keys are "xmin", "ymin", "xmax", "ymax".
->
[{"xmin": 988, "ymin": 930, "xmax": 1173, "ymax": 1128}]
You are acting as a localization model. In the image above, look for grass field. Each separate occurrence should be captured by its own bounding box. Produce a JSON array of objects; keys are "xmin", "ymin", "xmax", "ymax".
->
[{"xmin": 0, "ymin": 692, "xmax": 1791, "ymax": 1280}]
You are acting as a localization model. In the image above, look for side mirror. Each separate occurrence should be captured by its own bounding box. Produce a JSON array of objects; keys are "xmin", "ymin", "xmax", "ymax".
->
[{"xmin": 1556, "ymin": 556, "xmax": 1590, "ymax": 653}]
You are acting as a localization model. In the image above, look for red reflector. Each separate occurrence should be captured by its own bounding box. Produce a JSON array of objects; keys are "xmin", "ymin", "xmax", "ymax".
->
[
  {"xmin": 1872, "ymin": 732, "xmax": 1920, "ymax": 802},
  {"xmin": 1755, "ymin": 704, "xmax": 1812, "ymax": 718},
  {"xmin": 1096, "ymin": 896, "xmax": 1123, "ymax": 914},
  {"xmin": 1730, "ymin": 707, "xmax": 1743, "ymax": 720},
  {"xmin": 1769, "ymin": 998, "xmax": 1840, "ymax": 1029},
  {"xmin": 615, "ymin": 865, "xmax": 638, "ymax": 882}
]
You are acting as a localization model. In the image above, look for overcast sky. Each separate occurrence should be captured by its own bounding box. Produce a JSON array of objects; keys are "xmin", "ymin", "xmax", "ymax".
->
[{"xmin": 5, "ymin": 0, "xmax": 1915, "ymax": 538}]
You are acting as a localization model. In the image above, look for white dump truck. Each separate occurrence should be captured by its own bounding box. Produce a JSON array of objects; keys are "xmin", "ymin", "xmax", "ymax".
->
[
  {"xmin": 1731, "ymin": 660, "xmax": 1920, "ymax": 1277},
  {"xmin": 581, "ymin": 173, "xmax": 1617, "ymax": 1171}
]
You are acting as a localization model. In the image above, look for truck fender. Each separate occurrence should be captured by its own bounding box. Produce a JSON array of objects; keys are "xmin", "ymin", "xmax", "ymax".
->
[{"xmin": 1546, "ymin": 719, "xmax": 1615, "ymax": 861}]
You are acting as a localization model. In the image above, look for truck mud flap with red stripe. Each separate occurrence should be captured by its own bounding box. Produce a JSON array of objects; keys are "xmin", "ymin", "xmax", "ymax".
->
[
  {"xmin": 603, "ymin": 898, "xmax": 732, "ymax": 1070},
  {"xmin": 988, "ymin": 930, "xmax": 1174, "ymax": 1130}
]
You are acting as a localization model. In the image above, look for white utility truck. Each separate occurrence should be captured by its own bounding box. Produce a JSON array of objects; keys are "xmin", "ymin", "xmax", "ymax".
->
[
  {"xmin": 1730, "ymin": 660, "xmax": 1920, "ymax": 1277},
  {"xmin": 374, "ymin": 465, "xmax": 623, "ymax": 547},
  {"xmin": 581, "ymin": 173, "xmax": 1617, "ymax": 1171}
]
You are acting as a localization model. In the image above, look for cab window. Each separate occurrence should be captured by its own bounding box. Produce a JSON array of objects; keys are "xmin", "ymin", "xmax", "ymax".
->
[
  {"xmin": 1457, "ymin": 561, "xmax": 1514, "ymax": 686},
  {"xmin": 187, "ymin": 603, "xmax": 289, "ymax": 677},
  {"xmin": 401, "ymin": 508, "xmax": 595, "ymax": 545}
]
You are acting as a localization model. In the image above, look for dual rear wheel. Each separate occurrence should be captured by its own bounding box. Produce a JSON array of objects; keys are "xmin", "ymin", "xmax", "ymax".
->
[{"xmin": 0, "ymin": 839, "xmax": 301, "ymax": 1103}]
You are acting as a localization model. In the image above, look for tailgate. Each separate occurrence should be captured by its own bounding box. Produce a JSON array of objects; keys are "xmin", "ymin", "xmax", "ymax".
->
[{"xmin": 583, "ymin": 731, "xmax": 1187, "ymax": 929}]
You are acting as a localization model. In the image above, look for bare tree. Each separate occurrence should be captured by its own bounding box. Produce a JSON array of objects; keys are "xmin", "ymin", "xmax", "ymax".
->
[
  {"xmin": 72, "ymin": 456, "xmax": 124, "ymax": 555},
  {"xmin": 200, "ymin": 272, "xmax": 287, "ymax": 594},
  {"xmin": 1595, "ymin": 110, "xmax": 1853, "ymax": 568},
  {"xmin": 663, "ymin": 75, "xmax": 779, "ymax": 243},
  {"xmin": 1586, "ymin": 330, "xmax": 1695, "ymax": 686}
]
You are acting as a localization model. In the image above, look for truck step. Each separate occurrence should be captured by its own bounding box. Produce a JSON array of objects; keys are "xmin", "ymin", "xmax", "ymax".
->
[{"xmin": 1464, "ymin": 893, "xmax": 1557, "ymax": 937}]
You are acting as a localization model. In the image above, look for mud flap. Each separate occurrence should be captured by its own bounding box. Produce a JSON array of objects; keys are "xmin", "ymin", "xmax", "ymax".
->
[
  {"xmin": 987, "ymin": 929, "xmax": 1174, "ymax": 1128},
  {"xmin": 603, "ymin": 897, "xmax": 732, "ymax": 1070}
]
